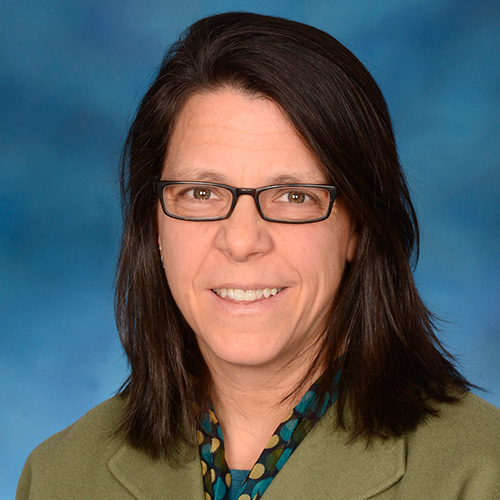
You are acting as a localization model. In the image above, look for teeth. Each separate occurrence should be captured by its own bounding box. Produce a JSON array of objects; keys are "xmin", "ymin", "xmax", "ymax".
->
[{"xmin": 213, "ymin": 287, "xmax": 282, "ymax": 302}]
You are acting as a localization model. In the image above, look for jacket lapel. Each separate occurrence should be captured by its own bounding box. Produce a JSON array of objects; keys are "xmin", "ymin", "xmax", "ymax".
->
[
  {"xmin": 108, "ymin": 442, "xmax": 204, "ymax": 499},
  {"xmin": 107, "ymin": 407, "xmax": 406, "ymax": 500},
  {"xmin": 262, "ymin": 410, "xmax": 406, "ymax": 499}
]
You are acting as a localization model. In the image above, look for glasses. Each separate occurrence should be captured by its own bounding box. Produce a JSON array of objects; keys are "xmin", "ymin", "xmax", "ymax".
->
[{"xmin": 154, "ymin": 181, "xmax": 339, "ymax": 224}]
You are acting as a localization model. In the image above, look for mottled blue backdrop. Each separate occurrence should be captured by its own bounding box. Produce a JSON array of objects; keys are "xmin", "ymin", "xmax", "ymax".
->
[{"xmin": 1, "ymin": 0, "xmax": 499, "ymax": 497}]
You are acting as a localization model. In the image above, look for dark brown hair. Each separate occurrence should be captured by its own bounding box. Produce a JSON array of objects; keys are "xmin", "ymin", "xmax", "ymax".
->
[{"xmin": 115, "ymin": 11, "xmax": 470, "ymax": 460}]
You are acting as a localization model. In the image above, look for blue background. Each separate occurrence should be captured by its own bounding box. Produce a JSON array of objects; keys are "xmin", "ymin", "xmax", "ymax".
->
[{"xmin": 1, "ymin": 0, "xmax": 499, "ymax": 496}]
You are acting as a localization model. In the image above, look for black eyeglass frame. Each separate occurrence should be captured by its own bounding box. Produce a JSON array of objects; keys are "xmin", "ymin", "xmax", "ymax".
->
[{"xmin": 154, "ymin": 181, "xmax": 339, "ymax": 224}]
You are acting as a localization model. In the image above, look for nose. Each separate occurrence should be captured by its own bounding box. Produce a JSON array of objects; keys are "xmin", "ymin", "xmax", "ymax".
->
[{"xmin": 214, "ymin": 193, "xmax": 274, "ymax": 262}]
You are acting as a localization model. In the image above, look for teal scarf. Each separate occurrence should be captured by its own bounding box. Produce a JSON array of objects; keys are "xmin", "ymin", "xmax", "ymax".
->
[{"xmin": 198, "ymin": 376, "xmax": 338, "ymax": 500}]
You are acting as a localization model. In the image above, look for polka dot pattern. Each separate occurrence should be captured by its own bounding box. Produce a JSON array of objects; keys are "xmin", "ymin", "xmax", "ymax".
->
[{"xmin": 199, "ymin": 375, "xmax": 338, "ymax": 500}]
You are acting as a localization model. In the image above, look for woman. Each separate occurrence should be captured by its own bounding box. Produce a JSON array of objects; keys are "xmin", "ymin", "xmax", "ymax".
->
[{"xmin": 17, "ymin": 12, "xmax": 500, "ymax": 499}]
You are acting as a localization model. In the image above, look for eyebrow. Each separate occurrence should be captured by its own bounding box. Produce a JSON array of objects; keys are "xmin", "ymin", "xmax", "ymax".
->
[
  {"xmin": 166, "ymin": 168, "xmax": 228, "ymax": 183},
  {"xmin": 165, "ymin": 168, "xmax": 326, "ymax": 185},
  {"xmin": 267, "ymin": 173, "xmax": 323, "ymax": 184}
]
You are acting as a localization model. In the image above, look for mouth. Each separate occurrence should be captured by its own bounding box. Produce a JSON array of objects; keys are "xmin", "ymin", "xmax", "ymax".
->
[{"xmin": 212, "ymin": 287, "xmax": 284, "ymax": 302}]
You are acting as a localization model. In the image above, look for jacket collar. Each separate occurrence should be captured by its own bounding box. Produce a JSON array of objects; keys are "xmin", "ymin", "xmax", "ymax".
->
[
  {"xmin": 108, "ymin": 408, "xmax": 406, "ymax": 499},
  {"xmin": 108, "ymin": 441, "xmax": 204, "ymax": 500}
]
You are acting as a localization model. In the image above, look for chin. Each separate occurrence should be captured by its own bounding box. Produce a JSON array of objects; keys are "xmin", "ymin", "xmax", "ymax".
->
[{"xmin": 197, "ymin": 332, "xmax": 298, "ymax": 371}]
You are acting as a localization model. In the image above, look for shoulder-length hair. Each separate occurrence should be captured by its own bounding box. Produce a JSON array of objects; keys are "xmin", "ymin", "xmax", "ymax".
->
[{"xmin": 115, "ymin": 11, "xmax": 470, "ymax": 460}]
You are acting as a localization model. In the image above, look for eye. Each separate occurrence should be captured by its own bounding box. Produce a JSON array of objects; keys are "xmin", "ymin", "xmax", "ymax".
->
[
  {"xmin": 286, "ymin": 191, "xmax": 307, "ymax": 203},
  {"xmin": 275, "ymin": 189, "xmax": 310, "ymax": 204},
  {"xmin": 192, "ymin": 187, "xmax": 213, "ymax": 200}
]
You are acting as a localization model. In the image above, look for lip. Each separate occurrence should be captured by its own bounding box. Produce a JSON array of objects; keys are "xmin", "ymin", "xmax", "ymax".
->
[
  {"xmin": 208, "ymin": 286, "xmax": 288, "ymax": 312},
  {"xmin": 212, "ymin": 286, "xmax": 283, "ymax": 301},
  {"xmin": 210, "ymin": 284, "xmax": 285, "ymax": 290}
]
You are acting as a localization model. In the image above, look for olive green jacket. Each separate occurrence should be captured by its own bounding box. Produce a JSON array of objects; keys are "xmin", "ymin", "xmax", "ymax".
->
[{"xmin": 16, "ymin": 393, "xmax": 500, "ymax": 499}]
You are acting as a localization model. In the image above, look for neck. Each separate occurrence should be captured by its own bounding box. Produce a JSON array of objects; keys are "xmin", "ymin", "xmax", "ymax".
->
[{"xmin": 208, "ymin": 359, "xmax": 321, "ymax": 469}]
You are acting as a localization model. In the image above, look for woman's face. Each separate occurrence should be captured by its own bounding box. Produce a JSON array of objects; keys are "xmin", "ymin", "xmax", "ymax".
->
[{"xmin": 158, "ymin": 89, "xmax": 358, "ymax": 374}]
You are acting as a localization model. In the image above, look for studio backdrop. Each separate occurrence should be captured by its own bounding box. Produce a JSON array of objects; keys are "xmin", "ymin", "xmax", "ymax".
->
[{"xmin": 1, "ymin": 1, "xmax": 498, "ymax": 497}]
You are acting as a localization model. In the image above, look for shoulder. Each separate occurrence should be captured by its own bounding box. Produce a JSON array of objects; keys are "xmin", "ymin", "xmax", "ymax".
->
[
  {"xmin": 410, "ymin": 392, "xmax": 500, "ymax": 449},
  {"xmin": 29, "ymin": 396, "xmax": 125, "ymax": 461},
  {"xmin": 402, "ymin": 392, "xmax": 500, "ymax": 497},
  {"xmin": 17, "ymin": 396, "xmax": 204, "ymax": 500},
  {"xmin": 16, "ymin": 396, "xmax": 131, "ymax": 499}
]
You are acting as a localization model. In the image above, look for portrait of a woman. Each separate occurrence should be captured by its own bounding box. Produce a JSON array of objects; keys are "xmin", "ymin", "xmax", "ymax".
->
[{"xmin": 16, "ymin": 12, "xmax": 500, "ymax": 500}]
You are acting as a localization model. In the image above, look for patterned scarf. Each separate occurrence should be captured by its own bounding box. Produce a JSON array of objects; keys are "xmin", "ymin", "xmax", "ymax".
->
[{"xmin": 198, "ymin": 375, "xmax": 338, "ymax": 500}]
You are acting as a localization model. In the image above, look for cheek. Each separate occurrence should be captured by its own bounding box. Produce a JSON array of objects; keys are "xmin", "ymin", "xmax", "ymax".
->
[
  {"xmin": 315, "ymin": 241, "xmax": 346, "ymax": 292},
  {"xmin": 158, "ymin": 222, "xmax": 213, "ymax": 293},
  {"xmin": 298, "ymin": 231, "xmax": 351, "ymax": 308},
  {"xmin": 159, "ymin": 224, "xmax": 190, "ymax": 287},
  {"xmin": 289, "ymin": 224, "xmax": 348, "ymax": 276}
]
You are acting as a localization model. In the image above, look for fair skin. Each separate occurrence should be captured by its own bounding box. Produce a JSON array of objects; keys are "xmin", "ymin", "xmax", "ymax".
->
[{"xmin": 158, "ymin": 88, "xmax": 358, "ymax": 469}]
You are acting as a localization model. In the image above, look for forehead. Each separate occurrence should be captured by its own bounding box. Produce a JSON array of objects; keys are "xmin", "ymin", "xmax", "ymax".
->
[{"xmin": 163, "ymin": 89, "xmax": 328, "ymax": 185}]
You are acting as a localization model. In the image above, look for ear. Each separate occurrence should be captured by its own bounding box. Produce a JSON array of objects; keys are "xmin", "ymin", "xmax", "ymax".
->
[
  {"xmin": 346, "ymin": 221, "xmax": 359, "ymax": 263},
  {"xmin": 157, "ymin": 234, "xmax": 164, "ymax": 265},
  {"xmin": 154, "ymin": 211, "xmax": 163, "ymax": 265}
]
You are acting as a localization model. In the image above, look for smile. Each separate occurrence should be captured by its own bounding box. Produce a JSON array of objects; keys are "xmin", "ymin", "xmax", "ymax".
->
[{"xmin": 212, "ymin": 287, "xmax": 283, "ymax": 302}]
